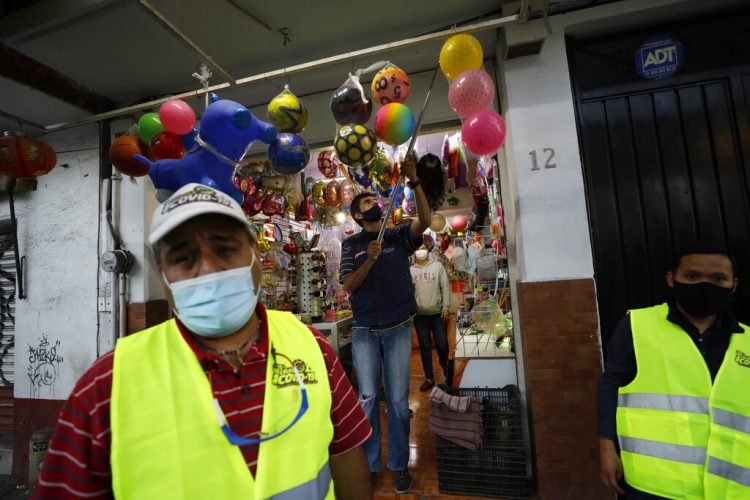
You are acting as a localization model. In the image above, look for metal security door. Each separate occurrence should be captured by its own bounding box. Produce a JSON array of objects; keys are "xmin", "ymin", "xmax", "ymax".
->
[
  {"xmin": 0, "ymin": 226, "xmax": 15, "ymax": 431},
  {"xmin": 577, "ymin": 78, "xmax": 750, "ymax": 348}
]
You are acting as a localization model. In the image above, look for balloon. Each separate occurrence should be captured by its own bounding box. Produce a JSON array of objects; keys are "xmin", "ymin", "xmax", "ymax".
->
[
  {"xmin": 331, "ymin": 74, "xmax": 372, "ymax": 125},
  {"xmin": 325, "ymin": 180, "xmax": 341, "ymax": 208},
  {"xmin": 348, "ymin": 165, "xmax": 373, "ymax": 189},
  {"xmin": 340, "ymin": 180, "xmax": 354, "ymax": 207},
  {"xmin": 461, "ymin": 110, "xmax": 506, "ymax": 157},
  {"xmin": 334, "ymin": 125, "xmax": 376, "ymax": 168},
  {"xmin": 268, "ymin": 133, "xmax": 310, "ymax": 175},
  {"xmin": 448, "ymin": 69, "xmax": 495, "ymax": 118},
  {"xmin": 138, "ymin": 113, "xmax": 165, "ymax": 145},
  {"xmin": 267, "ymin": 86, "xmax": 308, "ymax": 133},
  {"xmin": 369, "ymin": 147, "xmax": 393, "ymax": 191},
  {"xmin": 180, "ymin": 126, "xmax": 199, "ymax": 150},
  {"xmin": 159, "ymin": 99, "xmax": 196, "ymax": 135},
  {"xmin": 312, "ymin": 181, "xmax": 327, "ymax": 207},
  {"xmin": 317, "ymin": 150, "xmax": 339, "ymax": 179},
  {"xmin": 133, "ymin": 98, "xmax": 278, "ymax": 203},
  {"xmin": 450, "ymin": 215, "xmax": 468, "ymax": 232},
  {"xmin": 304, "ymin": 176, "xmax": 316, "ymax": 194},
  {"xmin": 403, "ymin": 199, "xmax": 416, "ymax": 216},
  {"xmin": 439, "ymin": 34, "xmax": 483, "ymax": 80},
  {"xmin": 374, "ymin": 103, "xmax": 415, "ymax": 146},
  {"xmin": 109, "ymin": 135, "xmax": 149, "ymax": 177},
  {"xmin": 429, "ymin": 213, "xmax": 447, "ymax": 232},
  {"xmin": 371, "ymin": 64, "xmax": 411, "ymax": 105},
  {"xmin": 149, "ymin": 131, "xmax": 185, "ymax": 160}
]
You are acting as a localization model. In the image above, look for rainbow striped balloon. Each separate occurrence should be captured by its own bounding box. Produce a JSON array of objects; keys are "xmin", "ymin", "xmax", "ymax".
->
[{"xmin": 374, "ymin": 103, "xmax": 415, "ymax": 146}]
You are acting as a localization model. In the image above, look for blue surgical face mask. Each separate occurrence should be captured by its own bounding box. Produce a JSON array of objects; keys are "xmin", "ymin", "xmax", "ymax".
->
[{"xmin": 164, "ymin": 257, "xmax": 259, "ymax": 338}]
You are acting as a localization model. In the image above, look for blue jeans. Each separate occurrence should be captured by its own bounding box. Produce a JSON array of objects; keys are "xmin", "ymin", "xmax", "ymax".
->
[
  {"xmin": 413, "ymin": 314, "xmax": 448, "ymax": 380},
  {"xmin": 351, "ymin": 319, "xmax": 412, "ymax": 472}
]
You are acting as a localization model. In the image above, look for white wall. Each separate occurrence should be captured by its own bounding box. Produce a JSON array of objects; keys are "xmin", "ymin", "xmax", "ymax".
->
[{"xmin": 1, "ymin": 124, "xmax": 102, "ymax": 400}]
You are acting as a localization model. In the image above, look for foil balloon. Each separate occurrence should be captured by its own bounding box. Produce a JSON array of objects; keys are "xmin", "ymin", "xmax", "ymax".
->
[
  {"xmin": 149, "ymin": 131, "xmax": 185, "ymax": 160},
  {"xmin": 371, "ymin": 63, "xmax": 411, "ymax": 105},
  {"xmin": 348, "ymin": 165, "xmax": 373, "ymax": 189},
  {"xmin": 461, "ymin": 110, "xmax": 507, "ymax": 157},
  {"xmin": 439, "ymin": 34, "xmax": 483, "ymax": 80},
  {"xmin": 369, "ymin": 147, "xmax": 394, "ymax": 191},
  {"xmin": 313, "ymin": 181, "xmax": 328, "ymax": 207},
  {"xmin": 403, "ymin": 198, "xmax": 417, "ymax": 216},
  {"xmin": 392, "ymin": 206, "xmax": 404, "ymax": 225},
  {"xmin": 374, "ymin": 103, "xmax": 415, "ymax": 146},
  {"xmin": 325, "ymin": 180, "xmax": 341, "ymax": 208},
  {"xmin": 268, "ymin": 133, "xmax": 310, "ymax": 175},
  {"xmin": 331, "ymin": 74, "xmax": 372, "ymax": 125},
  {"xmin": 317, "ymin": 150, "xmax": 339, "ymax": 179},
  {"xmin": 339, "ymin": 180, "xmax": 354, "ymax": 207},
  {"xmin": 257, "ymin": 235, "xmax": 271, "ymax": 253},
  {"xmin": 134, "ymin": 98, "xmax": 277, "ymax": 203},
  {"xmin": 334, "ymin": 125, "xmax": 376, "ymax": 168},
  {"xmin": 448, "ymin": 69, "xmax": 495, "ymax": 118},
  {"xmin": 267, "ymin": 85, "xmax": 308, "ymax": 133},
  {"xmin": 295, "ymin": 191, "xmax": 312, "ymax": 222}
]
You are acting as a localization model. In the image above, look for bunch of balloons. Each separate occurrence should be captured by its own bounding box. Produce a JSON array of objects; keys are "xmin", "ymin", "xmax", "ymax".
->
[
  {"xmin": 110, "ymin": 99, "xmax": 198, "ymax": 177},
  {"xmin": 440, "ymin": 34, "xmax": 506, "ymax": 160},
  {"xmin": 371, "ymin": 63, "xmax": 415, "ymax": 147},
  {"xmin": 267, "ymin": 86, "xmax": 310, "ymax": 175}
]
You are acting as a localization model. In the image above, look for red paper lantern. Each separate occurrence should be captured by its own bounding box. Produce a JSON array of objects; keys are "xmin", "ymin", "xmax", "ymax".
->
[{"xmin": 0, "ymin": 132, "xmax": 57, "ymax": 178}]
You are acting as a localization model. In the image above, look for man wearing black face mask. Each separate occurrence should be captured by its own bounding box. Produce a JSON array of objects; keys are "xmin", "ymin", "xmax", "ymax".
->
[
  {"xmin": 339, "ymin": 153, "xmax": 431, "ymax": 494},
  {"xmin": 597, "ymin": 243, "xmax": 749, "ymax": 499}
]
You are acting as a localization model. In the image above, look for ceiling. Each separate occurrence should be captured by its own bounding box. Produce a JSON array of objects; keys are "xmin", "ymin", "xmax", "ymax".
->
[
  {"xmin": 0, "ymin": 0, "xmax": 522, "ymax": 134},
  {"xmin": 0, "ymin": 0, "xmax": 629, "ymax": 136}
]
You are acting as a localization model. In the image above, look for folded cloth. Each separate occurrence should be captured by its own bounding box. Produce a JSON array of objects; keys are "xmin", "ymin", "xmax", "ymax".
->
[{"xmin": 428, "ymin": 386, "xmax": 483, "ymax": 450}]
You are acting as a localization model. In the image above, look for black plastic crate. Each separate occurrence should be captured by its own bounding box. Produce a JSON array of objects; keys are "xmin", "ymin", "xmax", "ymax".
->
[{"xmin": 434, "ymin": 385, "xmax": 530, "ymax": 498}]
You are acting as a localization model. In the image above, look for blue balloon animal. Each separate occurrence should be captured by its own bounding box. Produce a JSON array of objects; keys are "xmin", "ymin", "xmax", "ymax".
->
[{"xmin": 134, "ymin": 99, "xmax": 277, "ymax": 203}]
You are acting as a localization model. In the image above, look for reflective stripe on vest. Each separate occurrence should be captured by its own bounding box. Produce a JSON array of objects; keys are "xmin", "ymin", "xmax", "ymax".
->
[
  {"xmin": 619, "ymin": 436, "xmax": 707, "ymax": 465},
  {"xmin": 268, "ymin": 462, "xmax": 331, "ymax": 500},
  {"xmin": 712, "ymin": 407, "xmax": 750, "ymax": 434},
  {"xmin": 111, "ymin": 311, "xmax": 334, "ymax": 499},
  {"xmin": 618, "ymin": 393, "xmax": 709, "ymax": 414},
  {"xmin": 707, "ymin": 458, "xmax": 750, "ymax": 488}
]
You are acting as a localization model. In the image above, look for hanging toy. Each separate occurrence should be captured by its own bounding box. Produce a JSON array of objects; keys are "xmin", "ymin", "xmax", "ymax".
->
[
  {"xmin": 333, "ymin": 125, "xmax": 376, "ymax": 168},
  {"xmin": 159, "ymin": 99, "xmax": 197, "ymax": 135},
  {"xmin": 371, "ymin": 63, "xmax": 411, "ymax": 105},
  {"xmin": 313, "ymin": 181, "xmax": 328, "ymax": 207},
  {"xmin": 267, "ymin": 85, "xmax": 308, "ymax": 133},
  {"xmin": 110, "ymin": 135, "xmax": 149, "ymax": 177},
  {"xmin": 134, "ymin": 98, "xmax": 278, "ymax": 203},
  {"xmin": 369, "ymin": 147, "xmax": 394, "ymax": 192},
  {"xmin": 295, "ymin": 191, "xmax": 312, "ymax": 222},
  {"xmin": 325, "ymin": 180, "xmax": 341, "ymax": 208},
  {"xmin": 339, "ymin": 179, "xmax": 355, "ymax": 207},
  {"xmin": 330, "ymin": 73, "xmax": 372, "ymax": 125},
  {"xmin": 374, "ymin": 103, "xmax": 415, "ymax": 146},
  {"xmin": 348, "ymin": 165, "xmax": 373, "ymax": 189}
]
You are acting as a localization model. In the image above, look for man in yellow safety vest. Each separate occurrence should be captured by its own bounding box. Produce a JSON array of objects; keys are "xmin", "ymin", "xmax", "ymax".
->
[{"xmin": 597, "ymin": 242, "xmax": 748, "ymax": 499}]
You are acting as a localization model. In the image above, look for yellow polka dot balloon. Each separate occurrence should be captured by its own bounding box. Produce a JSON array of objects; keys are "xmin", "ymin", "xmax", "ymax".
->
[
  {"xmin": 333, "ymin": 125, "xmax": 376, "ymax": 168},
  {"xmin": 439, "ymin": 34, "xmax": 483, "ymax": 80}
]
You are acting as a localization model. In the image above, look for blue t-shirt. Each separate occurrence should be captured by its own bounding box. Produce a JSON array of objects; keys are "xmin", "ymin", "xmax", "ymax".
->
[{"xmin": 340, "ymin": 224, "xmax": 422, "ymax": 328}]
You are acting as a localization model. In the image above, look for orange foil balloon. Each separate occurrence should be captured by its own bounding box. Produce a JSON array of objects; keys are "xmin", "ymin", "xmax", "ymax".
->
[{"xmin": 325, "ymin": 180, "xmax": 341, "ymax": 208}]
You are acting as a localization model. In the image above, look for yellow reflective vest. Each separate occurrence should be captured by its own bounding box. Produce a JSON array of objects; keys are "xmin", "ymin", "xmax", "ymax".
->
[
  {"xmin": 616, "ymin": 303, "xmax": 750, "ymax": 499},
  {"xmin": 111, "ymin": 310, "xmax": 334, "ymax": 499}
]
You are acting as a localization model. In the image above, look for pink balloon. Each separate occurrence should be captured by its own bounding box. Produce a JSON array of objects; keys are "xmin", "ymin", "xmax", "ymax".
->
[
  {"xmin": 159, "ymin": 99, "xmax": 197, "ymax": 135},
  {"xmin": 448, "ymin": 69, "xmax": 495, "ymax": 118},
  {"xmin": 450, "ymin": 215, "xmax": 468, "ymax": 232},
  {"xmin": 461, "ymin": 110, "xmax": 506, "ymax": 157}
]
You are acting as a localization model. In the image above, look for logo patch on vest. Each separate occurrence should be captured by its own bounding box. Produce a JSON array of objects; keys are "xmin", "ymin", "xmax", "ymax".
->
[
  {"xmin": 272, "ymin": 359, "xmax": 318, "ymax": 387},
  {"xmin": 735, "ymin": 350, "xmax": 750, "ymax": 368}
]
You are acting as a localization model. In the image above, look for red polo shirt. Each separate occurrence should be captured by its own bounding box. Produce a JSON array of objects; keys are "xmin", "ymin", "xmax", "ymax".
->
[{"xmin": 34, "ymin": 303, "xmax": 370, "ymax": 499}]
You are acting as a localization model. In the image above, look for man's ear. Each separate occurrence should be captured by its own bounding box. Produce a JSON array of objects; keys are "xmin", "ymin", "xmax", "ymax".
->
[
  {"xmin": 666, "ymin": 271, "xmax": 674, "ymax": 288},
  {"xmin": 733, "ymin": 277, "xmax": 739, "ymax": 293}
]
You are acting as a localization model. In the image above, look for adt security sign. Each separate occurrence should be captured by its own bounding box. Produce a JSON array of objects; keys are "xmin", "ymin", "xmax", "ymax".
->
[{"xmin": 635, "ymin": 36, "xmax": 684, "ymax": 79}]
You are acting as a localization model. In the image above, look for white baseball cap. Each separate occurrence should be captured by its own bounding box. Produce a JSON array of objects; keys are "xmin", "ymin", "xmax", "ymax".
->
[{"xmin": 148, "ymin": 183, "xmax": 250, "ymax": 245}]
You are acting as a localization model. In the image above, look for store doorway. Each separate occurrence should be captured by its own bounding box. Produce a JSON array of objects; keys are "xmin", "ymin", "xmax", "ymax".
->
[{"xmin": 569, "ymin": 10, "xmax": 750, "ymax": 349}]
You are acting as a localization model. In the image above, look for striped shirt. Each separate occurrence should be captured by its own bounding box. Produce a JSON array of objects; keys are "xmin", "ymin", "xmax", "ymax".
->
[{"xmin": 34, "ymin": 303, "xmax": 370, "ymax": 499}]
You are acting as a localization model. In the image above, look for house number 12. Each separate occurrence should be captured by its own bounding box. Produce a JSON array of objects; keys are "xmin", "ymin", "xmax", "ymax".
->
[{"xmin": 529, "ymin": 148, "xmax": 557, "ymax": 170}]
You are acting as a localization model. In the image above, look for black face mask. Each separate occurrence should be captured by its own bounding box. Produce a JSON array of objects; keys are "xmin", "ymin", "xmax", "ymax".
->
[
  {"xmin": 672, "ymin": 280, "xmax": 734, "ymax": 318},
  {"xmin": 360, "ymin": 205, "xmax": 382, "ymax": 222}
]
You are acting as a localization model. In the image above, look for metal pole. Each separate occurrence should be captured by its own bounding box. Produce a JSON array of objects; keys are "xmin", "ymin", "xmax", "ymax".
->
[
  {"xmin": 43, "ymin": 12, "xmax": 523, "ymax": 133},
  {"xmin": 376, "ymin": 66, "xmax": 440, "ymax": 243},
  {"xmin": 8, "ymin": 181, "xmax": 24, "ymax": 299},
  {"xmin": 135, "ymin": 0, "xmax": 236, "ymax": 85}
]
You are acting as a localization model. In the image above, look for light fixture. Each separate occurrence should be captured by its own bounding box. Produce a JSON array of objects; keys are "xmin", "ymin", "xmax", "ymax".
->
[{"xmin": 335, "ymin": 211, "xmax": 346, "ymax": 223}]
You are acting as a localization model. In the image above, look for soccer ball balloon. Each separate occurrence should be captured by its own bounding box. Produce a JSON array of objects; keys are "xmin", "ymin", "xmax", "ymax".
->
[{"xmin": 333, "ymin": 125, "xmax": 376, "ymax": 168}]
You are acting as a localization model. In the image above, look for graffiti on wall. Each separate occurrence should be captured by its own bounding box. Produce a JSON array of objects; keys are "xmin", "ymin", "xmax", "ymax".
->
[{"xmin": 27, "ymin": 334, "xmax": 64, "ymax": 398}]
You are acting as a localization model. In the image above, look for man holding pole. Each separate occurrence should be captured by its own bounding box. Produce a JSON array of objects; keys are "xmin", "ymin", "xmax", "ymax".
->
[{"xmin": 340, "ymin": 153, "xmax": 431, "ymax": 493}]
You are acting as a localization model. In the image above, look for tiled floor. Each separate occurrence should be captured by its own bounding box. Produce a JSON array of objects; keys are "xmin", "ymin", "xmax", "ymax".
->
[{"xmin": 370, "ymin": 349, "xmax": 500, "ymax": 500}]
